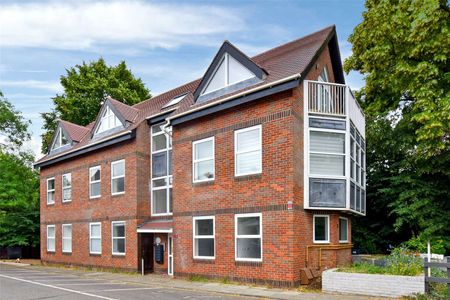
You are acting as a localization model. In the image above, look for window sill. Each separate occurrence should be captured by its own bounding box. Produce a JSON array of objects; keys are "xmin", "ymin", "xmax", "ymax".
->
[
  {"xmin": 192, "ymin": 180, "xmax": 214, "ymax": 187},
  {"xmin": 89, "ymin": 196, "xmax": 101, "ymax": 200},
  {"xmin": 112, "ymin": 254, "xmax": 126, "ymax": 258},
  {"xmin": 62, "ymin": 201, "xmax": 72, "ymax": 205},
  {"xmin": 234, "ymin": 173, "xmax": 262, "ymax": 182},
  {"xmin": 111, "ymin": 193, "xmax": 125, "ymax": 198},
  {"xmin": 89, "ymin": 253, "xmax": 102, "ymax": 257},
  {"xmin": 235, "ymin": 260, "xmax": 262, "ymax": 267},
  {"xmin": 193, "ymin": 258, "xmax": 215, "ymax": 264},
  {"xmin": 339, "ymin": 241, "xmax": 349, "ymax": 244},
  {"xmin": 46, "ymin": 203, "xmax": 55, "ymax": 206},
  {"xmin": 313, "ymin": 241, "xmax": 330, "ymax": 244}
]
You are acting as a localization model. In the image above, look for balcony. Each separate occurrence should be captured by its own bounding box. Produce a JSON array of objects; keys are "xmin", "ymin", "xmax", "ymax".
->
[{"xmin": 303, "ymin": 80, "xmax": 366, "ymax": 215}]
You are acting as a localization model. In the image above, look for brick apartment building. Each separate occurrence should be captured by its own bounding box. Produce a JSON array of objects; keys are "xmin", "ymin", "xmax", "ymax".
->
[{"xmin": 35, "ymin": 26, "xmax": 366, "ymax": 286}]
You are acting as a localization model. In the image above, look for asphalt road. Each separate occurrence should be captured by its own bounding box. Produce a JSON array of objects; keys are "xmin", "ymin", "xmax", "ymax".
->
[{"xmin": 0, "ymin": 265, "xmax": 252, "ymax": 300}]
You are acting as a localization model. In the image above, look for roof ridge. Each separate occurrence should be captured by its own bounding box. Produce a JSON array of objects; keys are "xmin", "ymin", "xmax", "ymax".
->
[{"xmin": 252, "ymin": 25, "xmax": 335, "ymax": 61}]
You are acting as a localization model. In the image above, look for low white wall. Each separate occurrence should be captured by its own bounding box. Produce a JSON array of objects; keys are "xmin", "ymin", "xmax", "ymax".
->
[{"xmin": 322, "ymin": 269, "xmax": 424, "ymax": 298}]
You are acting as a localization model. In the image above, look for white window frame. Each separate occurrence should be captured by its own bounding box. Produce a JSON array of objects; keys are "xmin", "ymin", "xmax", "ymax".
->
[
  {"xmin": 52, "ymin": 127, "xmax": 69, "ymax": 150},
  {"xmin": 89, "ymin": 222, "xmax": 102, "ymax": 254},
  {"xmin": 89, "ymin": 165, "xmax": 101, "ymax": 199},
  {"xmin": 151, "ymin": 123, "xmax": 172, "ymax": 216},
  {"xmin": 313, "ymin": 215, "xmax": 330, "ymax": 244},
  {"xmin": 192, "ymin": 137, "xmax": 215, "ymax": 183},
  {"xmin": 308, "ymin": 129, "xmax": 346, "ymax": 178},
  {"xmin": 46, "ymin": 177, "xmax": 55, "ymax": 205},
  {"xmin": 162, "ymin": 93, "xmax": 187, "ymax": 108},
  {"xmin": 339, "ymin": 217, "xmax": 349, "ymax": 243},
  {"xmin": 111, "ymin": 159, "xmax": 125, "ymax": 195},
  {"xmin": 192, "ymin": 216, "xmax": 215, "ymax": 260},
  {"xmin": 235, "ymin": 213, "xmax": 263, "ymax": 262},
  {"xmin": 234, "ymin": 125, "xmax": 262, "ymax": 177},
  {"xmin": 46, "ymin": 225, "xmax": 55, "ymax": 252},
  {"xmin": 95, "ymin": 105, "xmax": 122, "ymax": 135},
  {"xmin": 62, "ymin": 224, "xmax": 72, "ymax": 253},
  {"xmin": 62, "ymin": 173, "xmax": 71, "ymax": 203},
  {"xmin": 111, "ymin": 221, "xmax": 126, "ymax": 255}
]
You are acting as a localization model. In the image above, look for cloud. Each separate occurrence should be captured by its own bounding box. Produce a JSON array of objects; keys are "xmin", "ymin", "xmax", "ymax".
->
[
  {"xmin": 1, "ymin": 80, "xmax": 61, "ymax": 92},
  {"xmin": 0, "ymin": 1, "xmax": 246, "ymax": 51}
]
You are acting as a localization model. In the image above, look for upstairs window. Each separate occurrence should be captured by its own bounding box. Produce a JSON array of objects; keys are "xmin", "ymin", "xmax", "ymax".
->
[
  {"xmin": 52, "ymin": 127, "xmax": 69, "ymax": 150},
  {"xmin": 202, "ymin": 53, "xmax": 256, "ymax": 96},
  {"xmin": 193, "ymin": 137, "xmax": 215, "ymax": 182},
  {"xmin": 309, "ymin": 131, "xmax": 345, "ymax": 176},
  {"xmin": 111, "ymin": 160, "xmax": 125, "ymax": 195},
  {"xmin": 89, "ymin": 166, "xmax": 101, "ymax": 199},
  {"xmin": 235, "ymin": 125, "xmax": 262, "ymax": 176},
  {"xmin": 318, "ymin": 67, "xmax": 329, "ymax": 82},
  {"xmin": 193, "ymin": 216, "xmax": 215, "ymax": 259},
  {"xmin": 62, "ymin": 173, "xmax": 71, "ymax": 202},
  {"xmin": 151, "ymin": 123, "xmax": 172, "ymax": 216},
  {"xmin": 47, "ymin": 177, "xmax": 55, "ymax": 205},
  {"xmin": 95, "ymin": 106, "xmax": 122, "ymax": 134}
]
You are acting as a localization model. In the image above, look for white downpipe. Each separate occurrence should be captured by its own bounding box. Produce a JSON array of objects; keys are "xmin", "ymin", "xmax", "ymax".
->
[
  {"xmin": 427, "ymin": 241, "xmax": 431, "ymax": 277},
  {"xmin": 141, "ymin": 258, "xmax": 144, "ymax": 276}
]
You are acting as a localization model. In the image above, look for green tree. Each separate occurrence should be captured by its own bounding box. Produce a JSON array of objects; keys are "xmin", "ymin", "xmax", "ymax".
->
[
  {"xmin": 345, "ymin": 0, "xmax": 450, "ymax": 253},
  {"xmin": 0, "ymin": 91, "xmax": 31, "ymax": 151},
  {"xmin": 0, "ymin": 91, "xmax": 39, "ymax": 248},
  {"xmin": 41, "ymin": 58, "xmax": 151, "ymax": 153}
]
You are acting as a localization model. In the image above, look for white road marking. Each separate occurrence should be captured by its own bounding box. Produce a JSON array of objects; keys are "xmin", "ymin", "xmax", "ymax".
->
[
  {"xmin": 36, "ymin": 279, "xmax": 101, "ymax": 282},
  {"xmin": 95, "ymin": 287, "xmax": 158, "ymax": 292},
  {"xmin": 56, "ymin": 282, "xmax": 123, "ymax": 286},
  {"xmin": 0, "ymin": 273, "xmax": 118, "ymax": 300}
]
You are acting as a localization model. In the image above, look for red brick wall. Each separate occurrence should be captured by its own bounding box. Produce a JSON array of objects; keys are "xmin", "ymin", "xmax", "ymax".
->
[{"xmin": 39, "ymin": 123, "xmax": 151, "ymax": 270}]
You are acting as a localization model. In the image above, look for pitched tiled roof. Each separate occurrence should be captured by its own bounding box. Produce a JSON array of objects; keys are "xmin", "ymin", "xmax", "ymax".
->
[
  {"xmin": 35, "ymin": 26, "xmax": 336, "ymax": 167},
  {"xmin": 59, "ymin": 120, "xmax": 89, "ymax": 142}
]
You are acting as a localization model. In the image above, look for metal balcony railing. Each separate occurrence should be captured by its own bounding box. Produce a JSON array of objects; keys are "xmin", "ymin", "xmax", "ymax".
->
[{"xmin": 307, "ymin": 81, "xmax": 346, "ymax": 116}]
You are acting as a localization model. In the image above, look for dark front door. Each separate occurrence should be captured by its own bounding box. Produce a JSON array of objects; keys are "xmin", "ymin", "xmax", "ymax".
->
[{"xmin": 140, "ymin": 233, "xmax": 154, "ymax": 273}]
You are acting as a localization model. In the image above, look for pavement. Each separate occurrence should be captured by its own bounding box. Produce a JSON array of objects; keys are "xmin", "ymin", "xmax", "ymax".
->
[{"xmin": 0, "ymin": 263, "xmax": 381, "ymax": 300}]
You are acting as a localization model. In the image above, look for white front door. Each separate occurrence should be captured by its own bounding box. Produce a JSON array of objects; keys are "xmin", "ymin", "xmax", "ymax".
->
[{"xmin": 168, "ymin": 234, "xmax": 173, "ymax": 276}]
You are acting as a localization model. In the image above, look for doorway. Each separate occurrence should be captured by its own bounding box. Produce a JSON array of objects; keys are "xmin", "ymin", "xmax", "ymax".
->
[
  {"xmin": 140, "ymin": 233, "xmax": 154, "ymax": 274},
  {"xmin": 168, "ymin": 234, "xmax": 173, "ymax": 276}
]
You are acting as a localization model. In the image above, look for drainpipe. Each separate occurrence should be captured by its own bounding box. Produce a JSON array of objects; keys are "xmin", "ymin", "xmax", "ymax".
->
[{"xmin": 161, "ymin": 121, "xmax": 172, "ymax": 137}]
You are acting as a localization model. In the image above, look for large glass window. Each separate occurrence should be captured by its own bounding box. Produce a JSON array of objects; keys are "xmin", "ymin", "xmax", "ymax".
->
[
  {"xmin": 112, "ymin": 221, "xmax": 125, "ymax": 255},
  {"xmin": 90, "ymin": 223, "xmax": 101, "ymax": 254},
  {"xmin": 89, "ymin": 166, "xmax": 101, "ymax": 199},
  {"xmin": 339, "ymin": 217, "xmax": 348, "ymax": 243},
  {"xmin": 95, "ymin": 106, "xmax": 122, "ymax": 134},
  {"xmin": 47, "ymin": 177, "xmax": 55, "ymax": 205},
  {"xmin": 350, "ymin": 123, "xmax": 366, "ymax": 214},
  {"xmin": 151, "ymin": 123, "xmax": 172, "ymax": 215},
  {"xmin": 193, "ymin": 137, "xmax": 214, "ymax": 182},
  {"xmin": 111, "ymin": 160, "xmax": 125, "ymax": 195},
  {"xmin": 193, "ymin": 216, "xmax": 215, "ymax": 259},
  {"xmin": 47, "ymin": 225, "xmax": 55, "ymax": 252},
  {"xmin": 62, "ymin": 173, "xmax": 71, "ymax": 202},
  {"xmin": 235, "ymin": 125, "xmax": 262, "ymax": 176},
  {"xmin": 52, "ymin": 127, "xmax": 69, "ymax": 150},
  {"xmin": 309, "ymin": 131, "xmax": 345, "ymax": 176},
  {"xmin": 313, "ymin": 215, "xmax": 329, "ymax": 243},
  {"xmin": 62, "ymin": 224, "xmax": 72, "ymax": 253},
  {"xmin": 235, "ymin": 213, "xmax": 262, "ymax": 261}
]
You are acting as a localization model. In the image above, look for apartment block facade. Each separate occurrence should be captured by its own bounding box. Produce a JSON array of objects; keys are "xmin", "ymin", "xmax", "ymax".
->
[{"xmin": 35, "ymin": 26, "xmax": 366, "ymax": 286}]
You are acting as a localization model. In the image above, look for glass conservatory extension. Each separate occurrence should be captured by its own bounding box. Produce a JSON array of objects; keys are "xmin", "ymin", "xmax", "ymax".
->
[{"xmin": 303, "ymin": 80, "xmax": 366, "ymax": 215}]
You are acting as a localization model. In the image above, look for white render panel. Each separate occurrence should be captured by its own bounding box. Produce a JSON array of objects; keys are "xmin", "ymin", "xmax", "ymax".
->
[{"xmin": 322, "ymin": 269, "xmax": 424, "ymax": 298}]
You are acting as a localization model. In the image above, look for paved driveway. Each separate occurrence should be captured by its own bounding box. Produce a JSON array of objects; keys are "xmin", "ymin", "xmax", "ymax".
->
[{"xmin": 0, "ymin": 265, "xmax": 252, "ymax": 300}]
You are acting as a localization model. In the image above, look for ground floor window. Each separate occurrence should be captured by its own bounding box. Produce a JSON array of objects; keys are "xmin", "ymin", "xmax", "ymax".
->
[
  {"xmin": 62, "ymin": 224, "xmax": 72, "ymax": 253},
  {"xmin": 47, "ymin": 225, "xmax": 55, "ymax": 252},
  {"xmin": 90, "ymin": 222, "xmax": 102, "ymax": 254},
  {"xmin": 339, "ymin": 217, "xmax": 348, "ymax": 243},
  {"xmin": 313, "ymin": 215, "xmax": 329, "ymax": 243},
  {"xmin": 193, "ymin": 216, "xmax": 215, "ymax": 259},
  {"xmin": 235, "ymin": 213, "xmax": 262, "ymax": 261},
  {"xmin": 112, "ymin": 221, "xmax": 125, "ymax": 255}
]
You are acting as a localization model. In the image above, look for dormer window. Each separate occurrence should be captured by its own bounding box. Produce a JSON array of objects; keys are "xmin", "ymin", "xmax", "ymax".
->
[
  {"xmin": 163, "ymin": 93, "xmax": 187, "ymax": 109},
  {"xmin": 95, "ymin": 106, "xmax": 122, "ymax": 135},
  {"xmin": 52, "ymin": 127, "xmax": 69, "ymax": 150},
  {"xmin": 201, "ymin": 53, "xmax": 256, "ymax": 96}
]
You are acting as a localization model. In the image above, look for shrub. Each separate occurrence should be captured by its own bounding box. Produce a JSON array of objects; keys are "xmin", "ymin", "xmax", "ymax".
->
[{"xmin": 386, "ymin": 247, "xmax": 423, "ymax": 276}]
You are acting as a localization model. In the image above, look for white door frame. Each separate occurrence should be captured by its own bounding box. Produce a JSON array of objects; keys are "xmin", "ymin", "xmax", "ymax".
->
[{"xmin": 168, "ymin": 234, "xmax": 173, "ymax": 276}]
